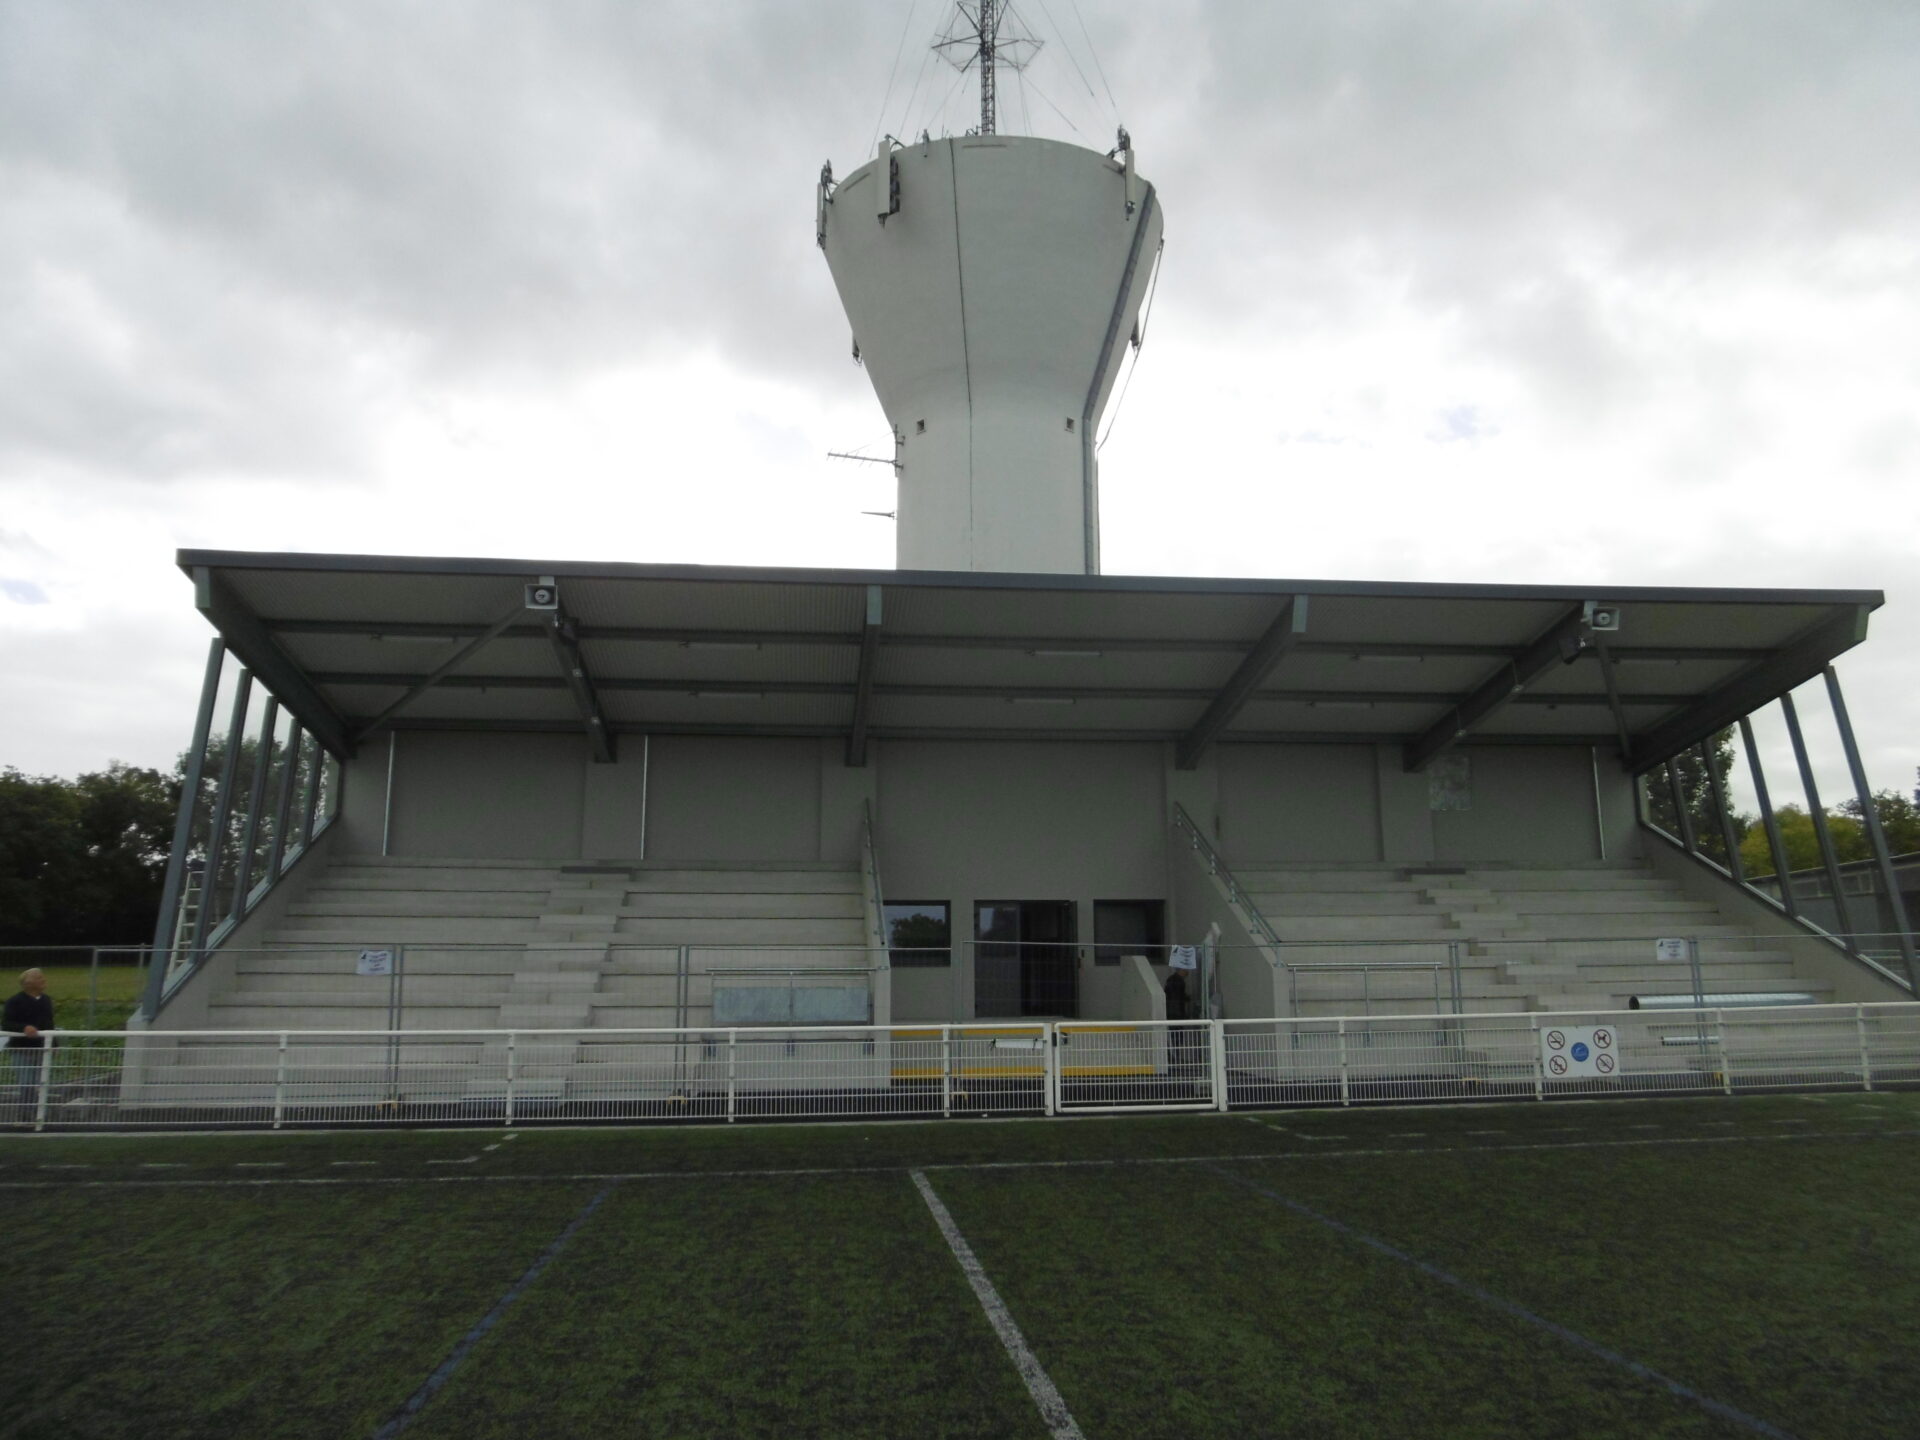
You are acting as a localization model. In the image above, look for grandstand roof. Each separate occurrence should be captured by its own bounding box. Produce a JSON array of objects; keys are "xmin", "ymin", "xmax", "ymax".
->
[{"xmin": 176, "ymin": 549, "xmax": 1880, "ymax": 774}]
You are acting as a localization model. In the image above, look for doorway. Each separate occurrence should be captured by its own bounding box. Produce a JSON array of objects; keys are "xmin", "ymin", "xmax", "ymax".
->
[{"xmin": 974, "ymin": 900, "xmax": 1079, "ymax": 1017}]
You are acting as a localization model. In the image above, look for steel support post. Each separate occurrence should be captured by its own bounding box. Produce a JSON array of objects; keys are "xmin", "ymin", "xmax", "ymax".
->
[
  {"xmin": 266, "ymin": 721, "xmax": 305, "ymax": 882},
  {"xmin": 228, "ymin": 696, "xmax": 281, "ymax": 924},
  {"xmin": 1701, "ymin": 739, "xmax": 1745, "ymax": 881},
  {"xmin": 273, "ymin": 1033, "xmax": 289, "ymax": 1129},
  {"xmin": 505, "ymin": 1033, "xmax": 517, "ymax": 1127},
  {"xmin": 86, "ymin": 947, "xmax": 100, "ymax": 1029},
  {"xmin": 1043, "ymin": 1025, "xmax": 1057, "ymax": 1116},
  {"xmin": 34, "ymin": 1043, "xmax": 54, "ymax": 1131},
  {"xmin": 1447, "ymin": 941, "xmax": 1464, "ymax": 1015},
  {"xmin": 726, "ymin": 1031, "xmax": 738, "ymax": 1122},
  {"xmin": 1781, "ymin": 692, "xmax": 1856, "ymax": 953},
  {"xmin": 1530, "ymin": 1017, "xmax": 1544, "ymax": 1101},
  {"xmin": 1210, "ymin": 1019, "xmax": 1229, "ymax": 1112},
  {"xmin": 1739, "ymin": 716, "xmax": 1797, "ymax": 918},
  {"xmin": 941, "ymin": 1027, "xmax": 952, "ymax": 1118},
  {"xmin": 1337, "ymin": 1019, "xmax": 1350, "ymax": 1106},
  {"xmin": 1855, "ymin": 1005, "xmax": 1874, "ymax": 1092},
  {"xmin": 146, "ymin": 639, "xmax": 227, "ymax": 1017},
  {"xmin": 1666, "ymin": 760, "xmax": 1698, "ymax": 853},
  {"xmin": 1824, "ymin": 666, "xmax": 1920, "ymax": 990},
  {"xmin": 1717, "ymin": 1011, "xmax": 1734, "ymax": 1095},
  {"xmin": 298, "ymin": 734, "xmax": 324, "ymax": 849},
  {"xmin": 192, "ymin": 670, "xmax": 255, "ymax": 957}
]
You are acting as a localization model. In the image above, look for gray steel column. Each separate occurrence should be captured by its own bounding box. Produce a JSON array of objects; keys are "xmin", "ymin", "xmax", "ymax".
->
[
  {"xmin": 144, "ymin": 639, "xmax": 226, "ymax": 1018},
  {"xmin": 192, "ymin": 669, "xmax": 254, "ymax": 956},
  {"xmin": 298, "ymin": 734, "xmax": 324, "ymax": 847},
  {"xmin": 1666, "ymin": 760, "xmax": 1698, "ymax": 852},
  {"xmin": 1781, "ymin": 691, "xmax": 1856, "ymax": 954},
  {"xmin": 1700, "ymin": 738, "xmax": 1745, "ymax": 882},
  {"xmin": 265, "ymin": 721, "xmax": 305, "ymax": 881},
  {"xmin": 228, "ymin": 695, "xmax": 281, "ymax": 922},
  {"xmin": 1824, "ymin": 666, "xmax": 1919, "ymax": 990},
  {"xmin": 1739, "ymin": 716, "xmax": 1796, "ymax": 919}
]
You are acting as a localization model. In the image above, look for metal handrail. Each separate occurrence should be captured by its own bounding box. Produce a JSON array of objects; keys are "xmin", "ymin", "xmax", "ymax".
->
[{"xmin": 1169, "ymin": 803, "xmax": 1285, "ymax": 954}]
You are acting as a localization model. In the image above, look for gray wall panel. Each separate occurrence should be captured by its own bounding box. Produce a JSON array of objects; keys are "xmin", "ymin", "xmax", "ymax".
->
[
  {"xmin": 1217, "ymin": 745, "xmax": 1380, "ymax": 862},
  {"xmin": 645, "ymin": 736, "xmax": 821, "ymax": 863},
  {"xmin": 1433, "ymin": 746, "xmax": 1600, "ymax": 863},
  {"xmin": 390, "ymin": 731, "xmax": 586, "ymax": 861}
]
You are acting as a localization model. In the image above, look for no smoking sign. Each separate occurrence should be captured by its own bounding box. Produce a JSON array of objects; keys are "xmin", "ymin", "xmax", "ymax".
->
[{"xmin": 1541, "ymin": 1024, "xmax": 1616, "ymax": 1079}]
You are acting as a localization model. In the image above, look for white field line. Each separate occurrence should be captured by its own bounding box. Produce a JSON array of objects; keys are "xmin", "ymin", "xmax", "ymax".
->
[
  {"xmin": 911, "ymin": 1170, "xmax": 1084, "ymax": 1440},
  {"xmin": 0, "ymin": 1127, "xmax": 1914, "ymax": 1191}
]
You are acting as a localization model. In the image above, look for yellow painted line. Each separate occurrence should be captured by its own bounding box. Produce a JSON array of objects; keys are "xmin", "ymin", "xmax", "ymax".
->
[{"xmin": 1062, "ymin": 1066, "xmax": 1156, "ymax": 1077}]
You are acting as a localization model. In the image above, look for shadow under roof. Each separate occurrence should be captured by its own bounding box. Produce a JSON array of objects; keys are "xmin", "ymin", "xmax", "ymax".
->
[{"xmin": 177, "ymin": 549, "xmax": 1882, "ymax": 775}]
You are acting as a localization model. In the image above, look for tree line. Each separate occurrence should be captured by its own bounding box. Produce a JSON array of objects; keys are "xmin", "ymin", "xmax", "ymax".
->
[
  {"xmin": 2, "ymin": 736, "xmax": 321, "ymax": 949},
  {"xmin": 1643, "ymin": 734, "xmax": 1920, "ymax": 877}
]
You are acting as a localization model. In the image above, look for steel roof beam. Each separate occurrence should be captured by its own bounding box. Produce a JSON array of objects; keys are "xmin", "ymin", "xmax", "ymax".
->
[
  {"xmin": 1175, "ymin": 596, "xmax": 1309, "ymax": 770},
  {"xmin": 347, "ymin": 601, "xmax": 528, "ymax": 745},
  {"xmin": 1403, "ymin": 603, "xmax": 1597, "ymax": 773},
  {"xmin": 1628, "ymin": 605, "xmax": 1872, "ymax": 773},
  {"xmin": 846, "ymin": 586, "xmax": 883, "ymax": 767},
  {"xmin": 546, "ymin": 609, "xmax": 615, "ymax": 763},
  {"xmin": 194, "ymin": 568, "xmax": 356, "ymax": 759}
]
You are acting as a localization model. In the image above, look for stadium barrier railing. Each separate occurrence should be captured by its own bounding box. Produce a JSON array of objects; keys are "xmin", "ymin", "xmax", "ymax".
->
[{"xmin": 6, "ymin": 1001, "xmax": 1917, "ymax": 1131}]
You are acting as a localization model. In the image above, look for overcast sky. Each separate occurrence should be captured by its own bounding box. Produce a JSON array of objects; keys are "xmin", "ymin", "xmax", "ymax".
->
[{"xmin": 2, "ymin": 1, "xmax": 1916, "ymax": 809}]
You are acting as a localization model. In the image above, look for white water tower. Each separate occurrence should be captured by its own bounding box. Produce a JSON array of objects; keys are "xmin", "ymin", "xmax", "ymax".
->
[{"xmin": 818, "ymin": 2, "xmax": 1163, "ymax": 575}]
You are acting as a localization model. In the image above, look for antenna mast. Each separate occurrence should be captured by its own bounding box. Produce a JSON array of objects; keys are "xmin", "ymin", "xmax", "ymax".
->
[
  {"xmin": 935, "ymin": 2, "xmax": 1037, "ymax": 137},
  {"xmin": 978, "ymin": 0, "xmax": 998, "ymax": 135}
]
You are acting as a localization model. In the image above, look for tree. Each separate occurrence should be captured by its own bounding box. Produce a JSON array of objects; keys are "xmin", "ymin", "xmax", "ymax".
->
[
  {"xmin": 1643, "ymin": 730, "xmax": 1740, "ymax": 864},
  {"xmin": 0, "ymin": 762, "xmax": 177, "ymax": 946},
  {"xmin": 1838, "ymin": 789, "xmax": 1920, "ymax": 859}
]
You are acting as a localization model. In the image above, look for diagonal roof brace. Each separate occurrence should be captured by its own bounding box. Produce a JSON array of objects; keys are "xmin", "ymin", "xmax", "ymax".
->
[
  {"xmin": 846, "ymin": 585, "xmax": 884, "ymax": 767},
  {"xmin": 1176, "ymin": 595, "xmax": 1309, "ymax": 771},
  {"xmin": 1627, "ymin": 604, "xmax": 1871, "ymax": 774},
  {"xmin": 1403, "ymin": 602, "xmax": 1601, "ymax": 772},
  {"xmin": 546, "ymin": 599, "xmax": 616, "ymax": 764},
  {"xmin": 349, "ymin": 597, "xmax": 532, "ymax": 745}
]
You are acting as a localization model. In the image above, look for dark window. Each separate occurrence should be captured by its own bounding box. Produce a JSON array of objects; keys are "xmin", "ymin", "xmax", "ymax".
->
[
  {"xmin": 1093, "ymin": 899, "xmax": 1166, "ymax": 966},
  {"xmin": 884, "ymin": 901, "xmax": 951, "ymax": 967}
]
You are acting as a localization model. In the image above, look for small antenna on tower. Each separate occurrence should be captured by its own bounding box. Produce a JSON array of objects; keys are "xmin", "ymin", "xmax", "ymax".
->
[{"xmin": 934, "ymin": 1, "xmax": 1040, "ymax": 136}]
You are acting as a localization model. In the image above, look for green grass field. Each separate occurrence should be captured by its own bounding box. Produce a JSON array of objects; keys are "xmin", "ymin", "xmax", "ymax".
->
[{"xmin": 3, "ymin": 1093, "xmax": 1917, "ymax": 1439}]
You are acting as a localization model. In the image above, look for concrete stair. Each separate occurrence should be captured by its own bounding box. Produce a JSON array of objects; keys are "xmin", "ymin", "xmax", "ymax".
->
[
  {"xmin": 1236, "ymin": 862, "xmax": 1832, "ymax": 1018},
  {"xmin": 192, "ymin": 857, "xmax": 878, "ymax": 1099}
]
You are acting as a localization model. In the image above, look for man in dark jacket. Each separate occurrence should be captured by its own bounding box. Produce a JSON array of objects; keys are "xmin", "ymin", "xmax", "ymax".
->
[{"xmin": 4, "ymin": 968, "xmax": 54, "ymax": 1115}]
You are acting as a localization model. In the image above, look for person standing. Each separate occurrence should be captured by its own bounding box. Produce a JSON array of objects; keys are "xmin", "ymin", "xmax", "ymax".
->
[{"xmin": 3, "ymin": 968, "xmax": 55, "ymax": 1117}]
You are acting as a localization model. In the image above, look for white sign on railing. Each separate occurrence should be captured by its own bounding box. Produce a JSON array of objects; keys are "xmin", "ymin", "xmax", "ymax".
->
[
  {"xmin": 1655, "ymin": 938, "xmax": 1688, "ymax": 963},
  {"xmin": 1540, "ymin": 1024, "xmax": 1617, "ymax": 1078},
  {"xmin": 356, "ymin": 948, "xmax": 395, "ymax": 977}
]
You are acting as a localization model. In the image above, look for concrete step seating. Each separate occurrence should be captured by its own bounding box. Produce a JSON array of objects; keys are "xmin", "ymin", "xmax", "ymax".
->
[
  {"xmin": 1236, "ymin": 861, "xmax": 1829, "ymax": 1017},
  {"xmin": 207, "ymin": 857, "xmax": 873, "ymax": 1044}
]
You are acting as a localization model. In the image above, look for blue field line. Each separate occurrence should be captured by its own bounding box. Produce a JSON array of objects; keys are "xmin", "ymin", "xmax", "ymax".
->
[
  {"xmin": 1206, "ymin": 1163, "xmax": 1802, "ymax": 1440},
  {"xmin": 369, "ymin": 1181, "xmax": 616, "ymax": 1439}
]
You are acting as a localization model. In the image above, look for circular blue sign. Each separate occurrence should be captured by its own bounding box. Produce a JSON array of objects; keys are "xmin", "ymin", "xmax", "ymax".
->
[{"xmin": 1571, "ymin": 1042, "xmax": 1590, "ymax": 1062}]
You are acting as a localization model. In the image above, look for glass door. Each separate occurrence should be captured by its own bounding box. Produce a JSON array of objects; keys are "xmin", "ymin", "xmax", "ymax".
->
[{"xmin": 974, "ymin": 901, "xmax": 1079, "ymax": 1017}]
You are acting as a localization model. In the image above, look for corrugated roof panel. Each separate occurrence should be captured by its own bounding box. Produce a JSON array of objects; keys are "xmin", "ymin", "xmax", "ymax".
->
[{"xmin": 580, "ymin": 636, "xmax": 860, "ymax": 687}]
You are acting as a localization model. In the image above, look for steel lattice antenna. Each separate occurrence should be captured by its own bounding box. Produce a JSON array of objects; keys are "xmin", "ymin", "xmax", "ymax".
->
[{"xmin": 934, "ymin": 1, "xmax": 1040, "ymax": 136}]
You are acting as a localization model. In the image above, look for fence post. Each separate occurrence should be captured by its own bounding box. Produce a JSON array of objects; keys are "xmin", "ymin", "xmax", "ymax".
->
[
  {"xmin": 272, "ymin": 1032, "xmax": 288, "ymax": 1129},
  {"xmin": 505, "ymin": 1032, "xmax": 517, "ymax": 1126},
  {"xmin": 941, "ymin": 1026, "xmax": 952, "ymax": 1119},
  {"xmin": 1448, "ymin": 942, "xmax": 1463, "ymax": 1015},
  {"xmin": 1336, "ymin": 1019, "xmax": 1350, "ymax": 1107},
  {"xmin": 1043, "ymin": 1025, "xmax": 1057, "ymax": 1117},
  {"xmin": 726, "ymin": 1030, "xmax": 737, "ymax": 1123},
  {"xmin": 1716, "ymin": 1010, "xmax": 1734, "ymax": 1096},
  {"xmin": 1855, "ymin": 1004, "xmax": 1874, "ymax": 1092},
  {"xmin": 1210, "ymin": 1019, "xmax": 1229, "ymax": 1112},
  {"xmin": 87, "ymin": 947, "xmax": 101, "ymax": 1029},
  {"xmin": 33, "ymin": 1041, "xmax": 55, "ymax": 1131},
  {"xmin": 1530, "ymin": 1017, "xmax": 1544, "ymax": 1102}
]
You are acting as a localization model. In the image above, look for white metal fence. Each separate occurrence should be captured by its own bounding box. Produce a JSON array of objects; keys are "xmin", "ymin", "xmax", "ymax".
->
[{"xmin": 6, "ymin": 1002, "xmax": 1918, "ymax": 1131}]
